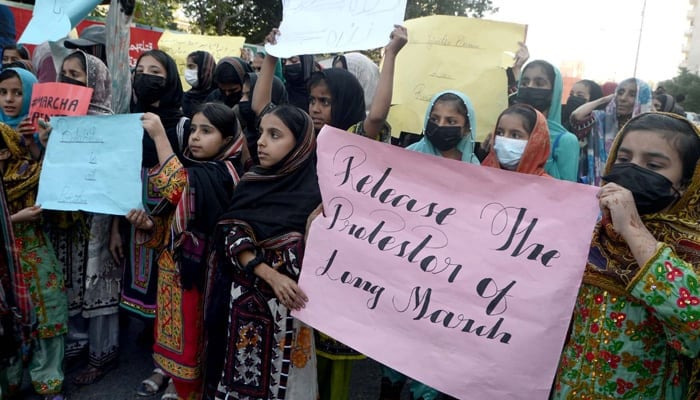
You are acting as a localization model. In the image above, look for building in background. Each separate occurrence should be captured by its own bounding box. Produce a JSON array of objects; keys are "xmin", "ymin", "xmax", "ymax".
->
[{"xmin": 683, "ymin": 0, "xmax": 700, "ymax": 74}]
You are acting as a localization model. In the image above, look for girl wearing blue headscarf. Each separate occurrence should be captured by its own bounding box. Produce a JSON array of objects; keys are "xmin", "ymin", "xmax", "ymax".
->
[
  {"xmin": 406, "ymin": 90, "xmax": 480, "ymax": 164},
  {"xmin": 0, "ymin": 67, "xmax": 40, "ymax": 159},
  {"xmin": 514, "ymin": 60, "xmax": 580, "ymax": 182},
  {"xmin": 381, "ymin": 90, "xmax": 478, "ymax": 400}
]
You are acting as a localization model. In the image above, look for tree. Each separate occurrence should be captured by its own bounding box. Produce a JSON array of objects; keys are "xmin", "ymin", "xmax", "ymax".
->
[
  {"xmin": 405, "ymin": 0, "xmax": 497, "ymax": 19},
  {"xmin": 183, "ymin": 0, "xmax": 281, "ymax": 44},
  {"xmin": 132, "ymin": 1, "xmax": 179, "ymax": 29},
  {"xmin": 659, "ymin": 68, "xmax": 700, "ymax": 113}
]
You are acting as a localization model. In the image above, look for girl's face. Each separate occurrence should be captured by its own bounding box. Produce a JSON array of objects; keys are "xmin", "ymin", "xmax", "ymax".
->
[
  {"xmin": 188, "ymin": 113, "xmax": 229, "ymax": 160},
  {"xmin": 429, "ymin": 101, "xmax": 468, "ymax": 133},
  {"xmin": 309, "ymin": 81, "xmax": 332, "ymax": 132},
  {"xmin": 520, "ymin": 65, "xmax": 552, "ymax": 90},
  {"xmin": 495, "ymin": 113, "xmax": 530, "ymax": 141},
  {"xmin": 615, "ymin": 130, "xmax": 683, "ymax": 190},
  {"xmin": 2, "ymin": 49, "xmax": 21, "ymax": 64},
  {"xmin": 0, "ymin": 76, "xmax": 23, "ymax": 117},
  {"xmin": 186, "ymin": 56, "xmax": 197, "ymax": 71},
  {"xmin": 136, "ymin": 55, "xmax": 167, "ymax": 79},
  {"xmin": 240, "ymin": 80, "xmax": 251, "ymax": 102},
  {"xmin": 62, "ymin": 57, "xmax": 87, "ymax": 85},
  {"xmin": 615, "ymin": 80, "xmax": 637, "ymax": 116},
  {"xmin": 257, "ymin": 113, "xmax": 297, "ymax": 168},
  {"xmin": 570, "ymin": 82, "xmax": 591, "ymax": 101},
  {"xmin": 653, "ymin": 98, "xmax": 662, "ymax": 111}
]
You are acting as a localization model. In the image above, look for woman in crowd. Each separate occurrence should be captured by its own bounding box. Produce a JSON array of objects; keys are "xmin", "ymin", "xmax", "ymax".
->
[
  {"xmin": 514, "ymin": 60, "xmax": 579, "ymax": 182},
  {"xmin": 552, "ymin": 112, "xmax": 700, "ymax": 399},
  {"xmin": 181, "ymin": 50, "xmax": 216, "ymax": 118},
  {"xmin": 570, "ymin": 77, "xmax": 653, "ymax": 185}
]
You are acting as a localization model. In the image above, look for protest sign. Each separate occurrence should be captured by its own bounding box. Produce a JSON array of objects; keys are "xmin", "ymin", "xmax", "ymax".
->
[
  {"xmin": 28, "ymin": 82, "xmax": 92, "ymax": 130},
  {"xmin": 37, "ymin": 114, "xmax": 143, "ymax": 215},
  {"xmin": 388, "ymin": 16, "xmax": 527, "ymax": 140},
  {"xmin": 265, "ymin": 0, "xmax": 407, "ymax": 58},
  {"xmin": 296, "ymin": 126, "xmax": 599, "ymax": 399},
  {"xmin": 18, "ymin": 0, "xmax": 101, "ymax": 44},
  {"xmin": 158, "ymin": 30, "xmax": 246, "ymax": 88}
]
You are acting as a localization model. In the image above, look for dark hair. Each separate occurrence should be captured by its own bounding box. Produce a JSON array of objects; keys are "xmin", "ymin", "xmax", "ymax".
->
[
  {"xmin": 194, "ymin": 102, "xmax": 239, "ymax": 138},
  {"xmin": 214, "ymin": 59, "xmax": 247, "ymax": 85},
  {"xmin": 3, "ymin": 44, "xmax": 29, "ymax": 60},
  {"xmin": 578, "ymin": 79, "xmax": 603, "ymax": 102},
  {"xmin": 0, "ymin": 69, "xmax": 19, "ymax": 84},
  {"xmin": 619, "ymin": 113, "xmax": 700, "ymax": 187},
  {"xmin": 522, "ymin": 60, "xmax": 555, "ymax": 88},
  {"xmin": 268, "ymin": 104, "xmax": 309, "ymax": 141},
  {"xmin": 62, "ymin": 52, "xmax": 87, "ymax": 74},
  {"xmin": 499, "ymin": 104, "xmax": 537, "ymax": 133},
  {"xmin": 432, "ymin": 93, "xmax": 470, "ymax": 129},
  {"xmin": 136, "ymin": 50, "xmax": 170, "ymax": 79}
]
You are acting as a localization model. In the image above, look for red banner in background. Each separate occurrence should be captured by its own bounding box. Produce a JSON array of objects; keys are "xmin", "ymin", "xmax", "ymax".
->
[{"xmin": 8, "ymin": 3, "xmax": 163, "ymax": 68}]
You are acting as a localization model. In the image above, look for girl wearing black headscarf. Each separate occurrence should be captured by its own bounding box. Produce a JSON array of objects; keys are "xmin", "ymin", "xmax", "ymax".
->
[
  {"xmin": 206, "ymin": 57, "xmax": 252, "ymax": 108},
  {"xmin": 121, "ymin": 49, "xmax": 189, "ymax": 398},
  {"xmin": 235, "ymin": 71, "xmax": 288, "ymax": 165},
  {"xmin": 182, "ymin": 50, "xmax": 216, "ymax": 118},
  {"xmin": 209, "ymin": 105, "xmax": 321, "ymax": 399}
]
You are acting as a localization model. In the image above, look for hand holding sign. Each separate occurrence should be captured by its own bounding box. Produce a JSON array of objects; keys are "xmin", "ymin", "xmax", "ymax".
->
[{"xmin": 18, "ymin": 0, "xmax": 102, "ymax": 44}]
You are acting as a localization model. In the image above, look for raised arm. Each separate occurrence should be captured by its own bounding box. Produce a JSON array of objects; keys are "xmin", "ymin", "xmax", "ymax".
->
[
  {"xmin": 362, "ymin": 25, "xmax": 408, "ymax": 140},
  {"xmin": 252, "ymin": 29, "xmax": 280, "ymax": 116},
  {"xmin": 571, "ymin": 94, "xmax": 614, "ymax": 122}
]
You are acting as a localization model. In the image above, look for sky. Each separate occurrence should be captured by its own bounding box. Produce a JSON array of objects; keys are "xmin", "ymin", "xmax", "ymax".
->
[{"xmin": 487, "ymin": 0, "xmax": 690, "ymax": 83}]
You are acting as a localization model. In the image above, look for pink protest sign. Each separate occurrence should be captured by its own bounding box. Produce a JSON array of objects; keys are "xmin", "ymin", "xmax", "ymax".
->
[
  {"xmin": 28, "ymin": 82, "xmax": 93, "ymax": 129},
  {"xmin": 296, "ymin": 126, "xmax": 600, "ymax": 399}
]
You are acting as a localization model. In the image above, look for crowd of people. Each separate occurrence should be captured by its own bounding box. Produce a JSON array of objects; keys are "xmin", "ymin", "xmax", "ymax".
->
[{"xmin": 0, "ymin": 11, "xmax": 698, "ymax": 400}]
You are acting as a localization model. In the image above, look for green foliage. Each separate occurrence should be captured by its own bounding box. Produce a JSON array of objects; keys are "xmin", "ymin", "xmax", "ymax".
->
[
  {"xmin": 659, "ymin": 68, "xmax": 700, "ymax": 113},
  {"xmin": 133, "ymin": 1, "xmax": 179, "ymax": 29},
  {"xmin": 182, "ymin": 0, "xmax": 282, "ymax": 44},
  {"xmin": 405, "ymin": 0, "xmax": 497, "ymax": 19}
]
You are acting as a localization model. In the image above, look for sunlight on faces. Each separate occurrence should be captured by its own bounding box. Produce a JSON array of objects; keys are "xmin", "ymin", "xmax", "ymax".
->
[
  {"xmin": 520, "ymin": 65, "xmax": 552, "ymax": 90},
  {"xmin": 136, "ymin": 55, "xmax": 167, "ymax": 78},
  {"xmin": 615, "ymin": 130, "xmax": 684, "ymax": 191},
  {"xmin": 615, "ymin": 80, "xmax": 637, "ymax": 116},
  {"xmin": 309, "ymin": 81, "xmax": 332, "ymax": 133},
  {"xmin": 188, "ymin": 113, "xmax": 230, "ymax": 160},
  {"xmin": 62, "ymin": 57, "xmax": 88, "ymax": 85},
  {"xmin": 257, "ymin": 113, "xmax": 297, "ymax": 168},
  {"xmin": 0, "ymin": 76, "xmax": 22, "ymax": 117},
  {"xmin": 495, "ymin": 113, "xmax": 530, "ymax": 141},
  {"xmin": 429, "ymin": 101, "xmax": 469, "ymax": 134}
]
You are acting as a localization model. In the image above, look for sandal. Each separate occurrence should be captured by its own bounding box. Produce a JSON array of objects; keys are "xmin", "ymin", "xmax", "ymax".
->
[
  {"xmin": 136, "ymin": 368, "xmax": 169, "ymax": 397},
  {"xmin": 72, "ymin": 361, "xmax": 118, "ymax": 386},
  {"xmin": 161, "ymin": 381, "xmax": 178, "ymax": 400}
]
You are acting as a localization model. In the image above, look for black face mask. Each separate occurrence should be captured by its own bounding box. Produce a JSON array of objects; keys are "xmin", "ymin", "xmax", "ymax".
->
[
  {"xmin": 1, "ymin": 63, "xmax": 12, "ymax": 70},
  {"xmin": 133, "ymin": 73, "xmax": 166, "ymax": 106},
  {"xmin": 284, "ymin": 63, "xmax": 304, "ymax": 85},
  {"xmin": 224, "ymin": 91, "xmax": 242, "ymax": 107},
  {"xmin": 603, "ymin": 163, "xmax": 680, "ymax": 215},
  {"xmin": 238, "ymin": 100, "xmax": 256, "ymax": 129},
  {"xmin": 516, "ymin": 87, "xmax": 552, "ymax": 113},
  {"xmin": 425, "ymin": 121, "xmax": 463, "ymax": 152},
  {"xmin": 59, "ymin": 74, "xmax": 86, "ymax": 87}
]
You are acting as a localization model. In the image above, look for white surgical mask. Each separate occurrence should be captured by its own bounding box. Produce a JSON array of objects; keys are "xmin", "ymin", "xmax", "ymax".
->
[
  {"xmin": 184, "ymin": 68, "xmax": 198, "ymax": 87},
  {"xmin": 493, "ymin": 135, "xmax": 528, "ymax": 170}
]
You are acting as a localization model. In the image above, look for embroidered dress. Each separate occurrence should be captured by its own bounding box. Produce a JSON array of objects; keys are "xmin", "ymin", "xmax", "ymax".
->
[
  {"xmin": 213, "ymin": 106, "xmax": 320, "ymax": 400},
  {"xmin": 145, "ymin": 132, "xmax": 244, "ymax": 399},
  {"xmin": 0, "ymin": 123, "xmax": 67, "ymax": 395},
  {"xmin": 552, "ymin": 113, "xmax": 700, "ymax": 400}
]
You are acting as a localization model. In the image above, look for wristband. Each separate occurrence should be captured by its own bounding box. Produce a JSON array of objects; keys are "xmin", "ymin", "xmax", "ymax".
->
[{"xmin": 243, "ymin": 253, "xmax": 264, "ymax": 274}]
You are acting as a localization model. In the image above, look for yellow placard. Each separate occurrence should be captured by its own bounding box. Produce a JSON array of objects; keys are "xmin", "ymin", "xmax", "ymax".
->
[
  {"xmin": 389, "ymin": 16, "xmax": 526, "ymax": 141},
  {"xmin": 157, "ymin": 30, "xmax": 246, "ymax": 88}
]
